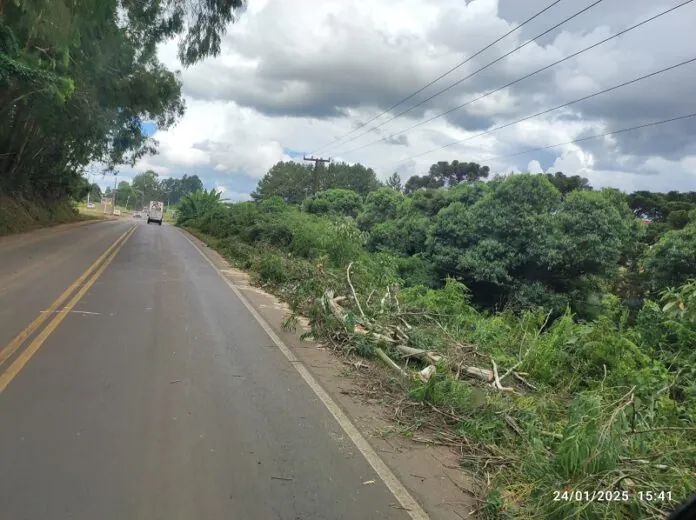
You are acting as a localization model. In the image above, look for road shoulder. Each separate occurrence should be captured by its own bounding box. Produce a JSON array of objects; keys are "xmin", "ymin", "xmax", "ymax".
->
[{"xmin": 179, "ymin": 229, "xmax": 477, "ymax": 520}]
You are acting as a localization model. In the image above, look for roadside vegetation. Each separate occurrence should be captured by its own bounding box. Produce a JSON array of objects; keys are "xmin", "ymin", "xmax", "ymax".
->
[
  {"xmin": 179, "ymin": 162, "xmax": 696, "ymax": 519},
  {"xmin": 0, "ymin": 196, "xmax": 87, "ymax": 235}
]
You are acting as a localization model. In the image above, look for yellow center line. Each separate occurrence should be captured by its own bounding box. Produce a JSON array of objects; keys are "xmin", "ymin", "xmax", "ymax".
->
[
  {"xmin": 0, "ymin": 224, "xmax": 135, "ymax": 371},
  {"xmin": 0, "ymin": 225, "xmax": 137, "ymax": 395}
]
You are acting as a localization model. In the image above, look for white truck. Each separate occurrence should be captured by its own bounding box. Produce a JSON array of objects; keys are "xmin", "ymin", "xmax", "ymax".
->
[{"xmin": 147, "ymin": 201, "xmax": 163, "ymax": 225}]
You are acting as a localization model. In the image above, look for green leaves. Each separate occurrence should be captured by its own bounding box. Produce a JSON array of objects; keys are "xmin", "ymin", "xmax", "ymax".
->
[
  {"xmin": 176, "ymin": 188, "xmax": 222, "ymax": 224},
  {"xmin": 660, "ymin": 279, "xmax": 696, "ymax": 324},
  {"xmin": 302, "ymin": 189, "xmax": 363, "ymax": 218},
  {"xmin": 0, "ymin": 0, "xmax": 245, "ymax": 201},
  {"xmin": 643, "ymin": 224, "xmax": 696, "ymax": 293}
]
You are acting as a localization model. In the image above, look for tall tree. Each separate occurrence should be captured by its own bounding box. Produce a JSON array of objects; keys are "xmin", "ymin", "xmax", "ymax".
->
[
  {"xmin": 385, "ymin": 172, "xmax": 403, "ymax": 192},
  {"xmin": 180, "ymin": 174, "xmax": 204, "ymax": 195},
  {"xmin": 429, "ymin": 161, "xmax": 490, "ymax": 186},
  {"xmin": 322, "ymin": 162, "xmax": 381, "ymax": 196},
  {"xmin": 404, "ymin": 174, "xmax": 444, "ymax": 193},
  {"xmin": 86, "ymin": 183, "xmax": 103, "ymax": 201},
  {"xmin": 132, "ymin": 171, "xmax": 162, "ymax": 204},
  {"xmin": 544, "ymin": 172, "xmax": 592, "ymax": 195},
  {"xmin": 252, "ymin": 162, "xmax": 314, "ymax": 203},
  {"xmin": 0, "ymin": 0, "xmax": 245, "ymax": 203},
  {"xmin": 115, "ymin": 181, "xmax": 136, "ymax": 208}
]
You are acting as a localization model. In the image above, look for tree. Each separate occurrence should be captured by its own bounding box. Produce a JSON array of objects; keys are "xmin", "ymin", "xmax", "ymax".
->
[
  {"xmin": 322, "ymin": 162, "xmax": 381, "ymax": 196},
  {"xmin": 544, "ymin": 172, "xmax": 592, "ymax": 195},
  {"xmin": 132, "ymin": 171, "xmax": 162, "ymax": 204},
  {"xmin": 357, "ymin": 188, "xmax": 405, "ymax": 231},
  {"xmin": 180, "ymin": 174, "xmax": 204, "ymax": 196},
  {"xmin": 406, "ymin": 189, "xmax": 450, "ymax": 216},
  {"xmin": 429, "ymin": 161, "xmax": 490, "ymax": 187},
  {"xmin": 302, "ymin": 189, "xmax": 363, "ymax": 218},
  {"xmin": 404, "ymin": 174, "xmax": 444, "ymax": 193},
  {"xmin": 115, "ymin": 181, "xmax": 136, "ymax": 208},
  {"xmin": 643, "ymin": 223, "xmax": 696, "ymax": 293},
  {"xmin": 627, "ymin": 191, "xmax": 668, "ymax": 221},
  {"xmin": 252, "ymin": 162, "xmax": 314, "ymax": 203},
  {"xmin": 160, "ymin": 174, "xmax": 204, "ymax": 205},
  {"xmin": 86, "ymin": 183, "xmax": 102, "ymax": 201},
  {"xmin": 445, "ymin": 181, "xmax": 491, "ymax": 206},
  {"xmin": 385, "ymin": 172, "xmax": 403, "ymax": 192},
  {"xmin": 0, "ymin": 0, "xmax": 245, "ymax": 205},
  {"xmin": 426, "ymin": 174, "xmax": 633, "ymax": 313}
]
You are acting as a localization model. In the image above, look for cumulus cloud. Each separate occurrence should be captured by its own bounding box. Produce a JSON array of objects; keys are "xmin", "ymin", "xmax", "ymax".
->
[{"xmin": 124, "ymin": 0, "xmax": 696, "ymax": 195}]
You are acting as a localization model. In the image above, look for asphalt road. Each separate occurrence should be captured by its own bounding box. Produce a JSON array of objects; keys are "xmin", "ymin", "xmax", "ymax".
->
[{"xmin": 0, "ymin": 220, "xmax": 416, "ymax": 520}]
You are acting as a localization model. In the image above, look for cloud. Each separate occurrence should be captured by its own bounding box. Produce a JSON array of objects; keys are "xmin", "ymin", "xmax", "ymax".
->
[{"xmin": 121, "ymin": 0, "xmax": 696, "ymax": 196}]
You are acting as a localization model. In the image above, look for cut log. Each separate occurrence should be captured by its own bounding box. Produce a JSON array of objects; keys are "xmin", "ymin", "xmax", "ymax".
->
[
  {"xmin": 395, "ymin": 345, "xmax": 442, "ymax": 365},
  {"xmin": 464, "ymin": 366, "xmax": 494, "ymax": 382},
  {"xmin": 418, "ymin": 365, "xmax": 436, "ymax": 382}
]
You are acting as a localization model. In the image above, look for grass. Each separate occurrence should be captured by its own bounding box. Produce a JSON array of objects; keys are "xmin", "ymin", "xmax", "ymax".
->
[{"xmin": 0, "ymin": 196, "xmax": 88, "ymax": 236}]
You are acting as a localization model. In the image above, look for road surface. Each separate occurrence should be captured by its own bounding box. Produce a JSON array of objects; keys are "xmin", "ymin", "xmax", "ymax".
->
[{"xmin": 0, "ymin": 220, "xmax": 420, "ymax": 520}]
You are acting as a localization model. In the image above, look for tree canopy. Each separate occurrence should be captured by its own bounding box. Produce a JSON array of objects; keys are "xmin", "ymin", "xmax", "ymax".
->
[
  {"xmin": 88, "ymin": 172, "xmax": 204, "ymax": 209},
  {"xmin": 252, "ymin": 161, "xmax": 381, "ymax": 202},
  {"xmin": 0, "ymin": 0, "xmax": 243, "ymax": 202}
]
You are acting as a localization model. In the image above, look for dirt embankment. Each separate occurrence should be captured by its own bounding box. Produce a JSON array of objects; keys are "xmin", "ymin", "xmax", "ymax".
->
[{"xmin": 0, "ymin": 196, "xmax": 89, "ymax": 236}]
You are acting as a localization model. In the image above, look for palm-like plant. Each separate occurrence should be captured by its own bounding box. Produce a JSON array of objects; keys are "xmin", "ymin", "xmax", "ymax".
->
[{"xmin": 176, "ymin": 189, "xmax": 222, "ymax": 224}]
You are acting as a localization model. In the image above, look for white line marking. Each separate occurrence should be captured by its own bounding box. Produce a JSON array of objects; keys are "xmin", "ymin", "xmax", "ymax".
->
[{"xmin": 178, "ymin": 230, "xmax": 430, "ymax": 520}]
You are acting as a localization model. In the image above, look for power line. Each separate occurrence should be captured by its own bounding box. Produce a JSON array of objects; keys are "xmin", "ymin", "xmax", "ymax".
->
[
  {"xmin": 339, "ymin": 0, "xmax": 694, "ymax": 157},
  {"xmin": 386, "ymin": 56, "xmax": 696, "ymax": 167},
  {"xmin": 309, "ymin": 0, "xmax": 566, "ymax": 156},
  {"xmin": 321, "ymin": 0, "xmax": 606, "ymax": 155},
  {"xmin": 478, "ymin": 112, "xmax": 696, "ymax": 163}
]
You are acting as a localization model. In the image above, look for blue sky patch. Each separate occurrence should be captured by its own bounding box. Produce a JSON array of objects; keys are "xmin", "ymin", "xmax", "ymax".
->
[
  {"xmin": 283, "ymin": 147, "xmax": 305, "ymax": 159},
  {"xmin": 141, "ymin": 121, "xmax": 158, "ymax": 137}
]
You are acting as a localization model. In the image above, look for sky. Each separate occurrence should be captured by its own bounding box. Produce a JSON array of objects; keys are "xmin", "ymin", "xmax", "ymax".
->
[{"xmin": 100, "ymin": 0, "xmax": 696, "ymax": 198}]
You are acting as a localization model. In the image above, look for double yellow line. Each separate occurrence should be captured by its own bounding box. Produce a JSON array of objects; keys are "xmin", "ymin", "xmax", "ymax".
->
[{"xmin": 0, "ymin": 224, "xmax": 137, "ymax": 395}]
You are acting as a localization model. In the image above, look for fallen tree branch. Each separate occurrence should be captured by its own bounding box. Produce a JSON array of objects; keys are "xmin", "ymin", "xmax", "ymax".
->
[
  {"xmin": 499, "ymin": 361, "xmax": 522, "ymax": 382},
  {"xmin": 380, "ymin": 287, "xmax": 390, "ymax": 313},
  {"xmin": 491, "ymin": 358, "xmax": 518, "ymax": 393},
  {"xmin": 346, "ymin": 262, "xmax": 366, "ymax": 320},
  {"xmin": 630, "ymin": 426, "xmax": 696, "ymax": 434},
  {"xmin": 619, "ymin": 457, "xmax": 670, "ymax": 470},
  {"xmin": 323, "ymin": 291, "xmax": 344, "ymax": 322},
  {"xmin": 395, "ymin": 344, "xmax": 442, "ymax": 365},
  {"xmin": 375, "ymin": 347, "xmax": 407, "ymax": 377},
  {"xmin": 365, "ymin": 289, "xmax": 376, "ymax": 307},
  {"xmin": 540, "ymin": 430, "xmax": 563, "ymax": 440},
  {"xmin": 500, "ymin": 413, "xmax": 524, "ymax": 437},
  {"xmin": 394, "ymin": 325, "xmax": 410, "ymax": 343},
  {"xmin": 463, "ymin": 366, "xmax": 494, "ymax": 382},
  {"xmin": 512, "ymin": 371, "xmax": 537, "ymax": 391}
]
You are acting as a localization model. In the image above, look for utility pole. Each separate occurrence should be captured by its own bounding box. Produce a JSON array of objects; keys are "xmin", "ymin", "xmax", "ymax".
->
[
  {"xmin": 86, "ymin": 172, "xmax": 92, "ymax": 206},
  {"xmin": 303, "ymin": 155, "xmax": 331, "ymax": 195},
  {"xmin": 112, "ymin": 174, "xmax": 118, "ymax": 215}
]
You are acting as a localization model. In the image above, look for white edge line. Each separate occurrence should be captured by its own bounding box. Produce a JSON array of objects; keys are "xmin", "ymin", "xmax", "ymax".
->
[{"xmin": 178, "ymin": 229, "xmax": 430, "ymax": 520}]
